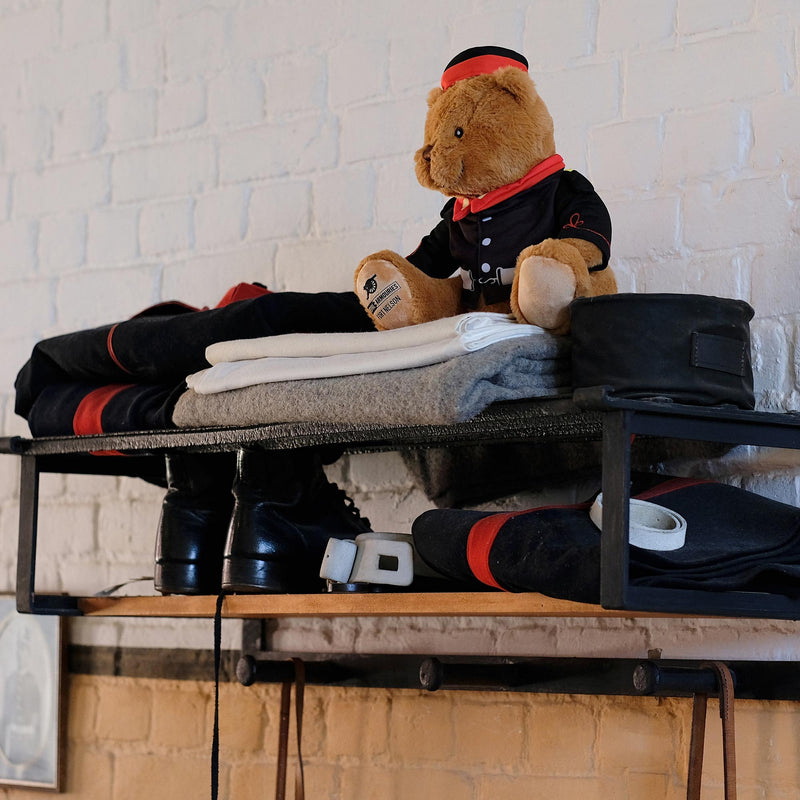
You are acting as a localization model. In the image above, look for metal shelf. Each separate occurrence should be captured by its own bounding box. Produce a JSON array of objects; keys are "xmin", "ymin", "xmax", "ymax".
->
[{"xmin": 5, "ymin": 389, "xmax": 800, "ymax": 619}]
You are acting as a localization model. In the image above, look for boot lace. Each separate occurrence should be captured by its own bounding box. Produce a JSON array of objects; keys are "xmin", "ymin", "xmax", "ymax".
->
[{"xmin": 329, "ymin": 483, "xmax": 372, "ymax": 530}]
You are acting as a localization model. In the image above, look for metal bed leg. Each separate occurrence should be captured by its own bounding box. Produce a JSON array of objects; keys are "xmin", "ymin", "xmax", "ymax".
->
[
  {"xmin": 16, "ymin": 455, "xmax": 40, "ymax": 614},
  {"xmin": 599, "ymin": 410, "xmax": 632, "ymax": 609},
  {"xmin": 16, "ymin": 455, "xmax": 81, "ymax": 615}
]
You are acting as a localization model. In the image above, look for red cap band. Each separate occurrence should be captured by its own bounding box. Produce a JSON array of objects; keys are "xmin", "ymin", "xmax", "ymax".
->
[{"xmin": 441, "ymin": 53, "xmax": 528, "ymax": 90}]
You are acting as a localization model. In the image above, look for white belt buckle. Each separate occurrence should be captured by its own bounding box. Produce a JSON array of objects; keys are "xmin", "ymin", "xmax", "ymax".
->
[
  {"xmin": 320, "ymin": 532, "xmax": 415, "ymax": 586},
  {"xmin": 590, "ymin": 494, "xmax": 687, "ymax": 551}
]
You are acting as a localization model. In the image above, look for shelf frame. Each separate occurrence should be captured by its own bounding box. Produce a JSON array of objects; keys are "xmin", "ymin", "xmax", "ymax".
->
[{"xmin": 5, "ymin": 389, "xmax": 800, "ymax": 620}]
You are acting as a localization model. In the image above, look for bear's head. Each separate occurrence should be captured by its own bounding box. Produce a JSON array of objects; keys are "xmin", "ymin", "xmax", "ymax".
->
[{"xmin": 414, "ymin": 47, "xmax": 556, "ymax": 199}]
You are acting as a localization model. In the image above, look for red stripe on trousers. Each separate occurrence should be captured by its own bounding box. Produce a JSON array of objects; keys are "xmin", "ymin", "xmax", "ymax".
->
[
  {"xmin": 465, "ymin": 512, "xmax": 519, "ymax": 591},
  {"xmin": 73, "ymin": 384, "xmax": 134, "ymax": 455}
]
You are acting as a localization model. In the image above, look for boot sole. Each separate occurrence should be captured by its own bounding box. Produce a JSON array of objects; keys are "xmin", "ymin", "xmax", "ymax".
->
[
  {"xmin": 221, "ymin": 555, "xmax": 320, "ymax": 594},
  {"xmin": 154, "ymin": 560, "xmax": 221, "ymax": 596}
]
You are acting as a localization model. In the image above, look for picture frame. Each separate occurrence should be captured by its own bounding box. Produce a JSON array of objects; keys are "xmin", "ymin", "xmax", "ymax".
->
[{"xmin": 0, "ymin": 597, "xmax": 65, "ymax": 792}]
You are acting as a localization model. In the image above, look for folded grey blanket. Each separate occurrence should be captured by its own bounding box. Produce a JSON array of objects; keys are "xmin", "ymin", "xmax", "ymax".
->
[{"xmin": 172, "ymin": 335, "xmax": 570, "ymax": 428}]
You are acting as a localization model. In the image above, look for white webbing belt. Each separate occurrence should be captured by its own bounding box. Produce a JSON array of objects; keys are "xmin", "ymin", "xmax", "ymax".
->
[{"xmin": 590, "ymin": 494, "xmax": 687, "ymax": 551}]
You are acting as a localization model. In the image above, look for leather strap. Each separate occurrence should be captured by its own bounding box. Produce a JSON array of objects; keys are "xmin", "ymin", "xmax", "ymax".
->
[
  {"xmin": 686, "ymin": 692, "xmax": 707, "ymax": 799},
  {"xmin": 687, "ymin": 661, "xmax": 736, "ymax": 800},
  {"xmin": 293, "ymin": 660, "xmax": 306, "ymax": 800},
  {"xmin": 713, "ymin": 661, "xmax": 737, "ymax": 800},
  {"xmin": 276, "ymin": 659, "xmax": 306, "ymax": 800}
]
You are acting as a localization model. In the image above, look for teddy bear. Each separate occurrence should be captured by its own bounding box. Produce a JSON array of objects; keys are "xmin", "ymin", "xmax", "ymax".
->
[{"xmin": 354, "ymin": 46, "xmax": 616, "ymax": 335}]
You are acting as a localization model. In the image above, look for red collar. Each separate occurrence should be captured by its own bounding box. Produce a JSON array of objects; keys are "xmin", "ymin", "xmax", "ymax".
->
[{"xmin": 452, "ymin": 154, "xmax": 565, "ymax": 221}]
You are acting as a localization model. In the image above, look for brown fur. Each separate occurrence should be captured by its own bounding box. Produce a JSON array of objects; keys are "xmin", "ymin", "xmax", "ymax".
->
[
  {"xmin": 354, "ymin": 63, "xmax": 616, "ymax": 333},
  {"xmin": 414, "ymin": 68, "xmax": 556, "ymax": 198}
]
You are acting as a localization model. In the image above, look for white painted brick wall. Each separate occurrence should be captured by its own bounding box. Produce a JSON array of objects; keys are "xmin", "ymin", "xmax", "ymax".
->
[
  {"xmin": 526, "ymin": 0, "xmax": 597, "ymax": 66},
  {"xmin": 1, "ymin": 0, "xmax": 799, "ymax": 657},
  {"xmin": 158, "ymin": 81, "xmax": 205, "ymax": 134},
  {"xmin": 16, "ymin": 158, "xmax": 110, "ymax": 216},
  {"xmin": 194, "ymin": 186, "xmax": 249, "ymax": 250},
  {"xmin": 62, "ymin": 0, "xmax": 108, "ymax": 47},
  {"xmin": 329, "ymin": 40, "xmax": 389, "ymax": 108},
  {"xmin": 28, "ymin": 41, "xmax": 121, "ymax": 109},
  {"xmin": 87, "ymin": 206, "xmax": 140, "ymax": 265},
  {"xmin": 264, "ymin": 54, "xmax": 327, "ymax": 118},
  {"xmin": 248, "ymin": 180, "xmax": 311, "ymax": 242},
  {"xmin": 0, "ymin": 5, "xmax": 60, "ymax": 66},
  {"xmin": 597, "ymin": 0, "xmax": 676, "ymax": 54},
  {"xmin": 589, "ymin": 118, "xmax": 662, "ymax": 192},
  {"xmin": 3, "ymin": 109, "xmax": 51, "ymax": 170},
  {"xmin": 0, "ymin": 219, "xmax": 38, "ymax": 280},
  {"xmin": 683, "ymin": 177, "xmax": 793, "ymax": 252},
  {"xmin": 113, "ymin": 140, "xmax": 215, "ymax": 202},
  {"xmin": 107, "ymin": 89, "xmax": 158, "ymax": 143},
  {"xmin": 662, "ymin": 105, "xmax": 748, "ymax": 182},
  {"xmin": 0, "ymin": 175, "xmax": 9, "ymax": 222},
  {"xmin": 218, "ymin": 117, "xmax": 338, "ymax": 183},
  {"xmin": 626, "ymin": 30, "xmax": 788, "ymax": 116},
  {"xmin": 122, "ymin": 27, "xmax": 164, "ymax": 90},
  {"xmin": 677, "ymin": 0, "xmax": 755, "ymax": 36},
  {"xmin": 164, "ymin": 7, "xmax": 229, "ymax": 81},
  {"xmin": 207, "ymin": 68, "xmax": 264, "ymax": 128},
  {"xmin": 375, "ymin": 156, "xmax": 443, "ymax": 227},
  {"xmin": 0, "ymin": 279, "xmax": 53, "ymax": 336},
  {"xmin": 340, "ymin": 97, "xmax": 423, "ymax": 164},
  {"xmin": 313, "ymin": 165, "xmax": 375, "ymax": 234},
  {"xmin": 56, "ymin": 266, "xmax": 160, "ymax": 331},
  {"xmin": 53, "ymin": 97, "xmax": 105, "ymax": 159},
  {"xmin": 38, "ymin": 212, "xmax": 87, "ymax": 272},
  {"xmin": 139, "ymin": 198, "xmax": 194, "ymax": 256},
  {"xmin": 160, "ymin": 246, "xmax": 277, "ymax": 307}
]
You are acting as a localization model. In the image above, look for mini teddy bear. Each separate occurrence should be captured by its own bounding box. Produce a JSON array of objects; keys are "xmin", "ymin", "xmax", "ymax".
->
[{"xmin": 354, "ymin": 46, "xmax": 616, "ymax": 335}]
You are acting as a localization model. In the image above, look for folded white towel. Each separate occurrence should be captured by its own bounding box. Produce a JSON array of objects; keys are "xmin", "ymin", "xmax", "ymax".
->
[
  {"xmin": 187, "ymin": 313, "xmax": 546, "ymax": 395},
  {"xmin": 205, "ymin": 312, "xmax": 540, "ymax": 363}
]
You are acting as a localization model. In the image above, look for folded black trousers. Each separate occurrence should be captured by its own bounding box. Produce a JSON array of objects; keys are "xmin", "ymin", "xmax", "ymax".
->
[
  {"xmin": 412, "ymin": 479, "xmax": 800, "ymax": 603},
  {"xmin": 15, "ymin": 290, "xmax": 374, "ymax": 437}
]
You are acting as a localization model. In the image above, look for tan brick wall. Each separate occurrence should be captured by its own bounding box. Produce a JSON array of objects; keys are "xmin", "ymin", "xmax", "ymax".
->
[{"xmin": 0, "ymin": 675, "xmax": 798, "ymax": 799}]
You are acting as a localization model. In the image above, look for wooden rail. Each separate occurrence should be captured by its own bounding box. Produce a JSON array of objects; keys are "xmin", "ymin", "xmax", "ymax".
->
[{"xmin": 75, "ymin": 592, "xmax": 693, "ymax": 619}]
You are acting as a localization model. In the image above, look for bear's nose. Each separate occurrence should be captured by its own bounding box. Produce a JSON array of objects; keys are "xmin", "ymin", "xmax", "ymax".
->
[{"xmin": 421, "ymin": 145, "xmax": 432, "ymax": 162}]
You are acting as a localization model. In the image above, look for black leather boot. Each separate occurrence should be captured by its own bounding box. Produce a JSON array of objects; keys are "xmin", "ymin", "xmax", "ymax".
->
[
  {"xmin": 154, "ymin": 452, "xmax": 236, "ymax": 595},
  {"xmin": 221, "ymin": 447, "xmax": 371, "ymax": 593}
]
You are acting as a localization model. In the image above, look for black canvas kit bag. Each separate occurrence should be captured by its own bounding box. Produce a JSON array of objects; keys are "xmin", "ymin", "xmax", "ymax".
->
[{"xmin": 570, "ymin": 293, "xmax": 755, "ymax": 409}]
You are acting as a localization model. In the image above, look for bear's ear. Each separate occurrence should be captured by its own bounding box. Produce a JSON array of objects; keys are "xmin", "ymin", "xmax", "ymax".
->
[
  {"xmin": 490, "ymin": 66, "xmax": 536, "ymax": 103},
  {"xmin": 426, "ymin": 87, "xmax": 443, "ymax": 108}
]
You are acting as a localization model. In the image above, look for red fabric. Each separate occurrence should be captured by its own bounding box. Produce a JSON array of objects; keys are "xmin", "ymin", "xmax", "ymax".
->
[
  {"xmin": 106, "ymin": 324, "xmax": 133, "ymax": 374},
  {"xmin": 73, "ymin": 384, "xmax": 133, "ymax": 436},
  {"xmin": 466, "ymin": 500, "xmax": 594, "ymax": 590},
  {"xmin": 452, "ymin": 154, "xmax": 565, "ymax": 221},
  {"xmin": 441, "ymin": 53, "xmax": 527, "ymax": 90},
  {"xmin": 466, "ymin": 512, "xmax": 515, "ymax": 590},
  {"xmin": 73, "ymin": 383, "xmax": 135, "ymax": 456},
  {"xmin": 215, "ymin": 282, "xmax": 272, "ymax": 307}
]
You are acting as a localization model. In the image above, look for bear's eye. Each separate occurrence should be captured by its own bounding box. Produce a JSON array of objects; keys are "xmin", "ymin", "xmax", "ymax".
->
[{"xmin": 454, "ymin": 127, "xmax": 464, "ymax": 139}]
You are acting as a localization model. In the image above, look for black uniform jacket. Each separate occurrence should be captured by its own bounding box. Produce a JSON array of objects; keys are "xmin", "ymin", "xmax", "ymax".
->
[{"xmin": 407, "ymin": 164, "xmax": 612, "ymax": 307}]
